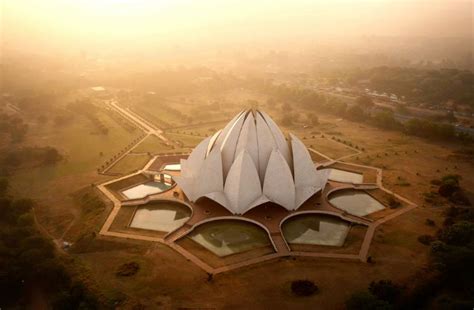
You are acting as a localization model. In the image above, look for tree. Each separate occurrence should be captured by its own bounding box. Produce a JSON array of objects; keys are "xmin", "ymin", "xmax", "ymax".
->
[
  {"xmin": 440, "ymin": 221, "xmax": 474, "ymax": 246},
  {"xmin": 43, "ymin": 147, "xmax": 62, "ymax": 165},
  {"xmin": 346, "ymin": 291, "xmax": 392, "ymax": 310},
  {"xmin": 356, "ymin": 95, "xmax": 374, "ymax": 109},
  {"xmin": 369, "ymin": 280, "xmax": 402, "ymax": 303}
]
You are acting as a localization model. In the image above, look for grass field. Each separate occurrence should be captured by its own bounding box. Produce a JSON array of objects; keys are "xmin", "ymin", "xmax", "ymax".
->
[
  {"xmin": 9, "ymin": 107, "xmax": 141, "ymax": 237},
  {"xmin": 108, "ymin": 154, "xmax": 151, "ymax": 175},
  {"xmin": 131, "ymin": 135, "xmax": 174, "ymax": 154},
  {"xmin": 165, "ymin": 133, "xmax": 205, "ymax": 148},
  {"xmin": 302, "ymin": 135, "xmax": 358, "ymax": 160},
  {"xmin": 10, "ymin": 110, "xmax": 140, "ymax": 196}
]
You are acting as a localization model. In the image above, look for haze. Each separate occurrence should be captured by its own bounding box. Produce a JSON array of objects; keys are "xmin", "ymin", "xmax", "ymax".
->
[{"xmin": 1, "ymin": 0, "xmax": 472, "ymax": 59}]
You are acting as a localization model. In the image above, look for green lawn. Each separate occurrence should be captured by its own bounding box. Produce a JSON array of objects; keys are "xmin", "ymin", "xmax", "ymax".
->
[
  {"xmin": 108, "ymin": 154, "xmax": 151, "ymax": 175},
  {"xmin": 165, "ymin": 133, "xmax": 205, "ymax": 148},
  {"xmin": 9, "ymin": 110, "xmax": 140, "ymax": 199},
  {"xmin": 131, "ymin": 135, "xmax": 174, "ymax": 154}
]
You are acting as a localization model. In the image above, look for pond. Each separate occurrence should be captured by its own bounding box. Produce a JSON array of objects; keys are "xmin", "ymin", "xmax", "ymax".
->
[
  {"xmin": 329, "ymin": 189, "xmax": 385, "ymax": 216},
  {"xmin": 130, "ymin": 201, "xmax": 191, "ymax": 232},
  {"xmin": 282, "ymin": 214, "xmax": 350, "ymax": 246},
  {"xmin": 325, "ymin": 168, "xmax": 363, "ymax": 184},
  {"xmin": 122, "ymin": 181, "xmax": 171, "ymax": 199},
  {"xmin": 188, "ymin": 220, "xmax": 271, "ymax": 257}
]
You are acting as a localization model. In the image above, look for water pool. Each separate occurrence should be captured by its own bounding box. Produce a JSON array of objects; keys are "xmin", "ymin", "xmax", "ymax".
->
[
  {"xmin": 188, "ymin": 220, "xmax": 271, "ymax": 257},
  {"xmin": 122, "ymin": 181, "xmax": 171, "ymax": 199},
  {"xmin": 325, "ymin": 168, "xmax": 363, "ymax": 184},
  {"xmin": 329, "ymin": 190, "xmax": 385, "ymax": 216},
  {"xmin": 282, "ymin": 214, "xmax": 350, "ymax": 246},
  {"xmin": 163, "ymin": 163, "xmax": 181, "ymax": 171},
  {"xmin": 130, "ymin": 202, "xmax": 191, "ymax": 232}
]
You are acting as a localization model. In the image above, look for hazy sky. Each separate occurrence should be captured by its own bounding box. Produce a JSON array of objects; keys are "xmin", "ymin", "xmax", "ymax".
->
[{"xmin": 1, "ymin": 0, "xmax": 472, "ymax": 54}]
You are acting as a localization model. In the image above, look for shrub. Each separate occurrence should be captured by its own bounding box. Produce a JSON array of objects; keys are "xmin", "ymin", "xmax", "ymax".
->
[
  {"xmin": 116, "ymin": 262, "xmax": 140, "ymax": 277},
  {"xmin": 425, "ymin": 219, "xmax": 436, "ymax": 226},
  {"xmin": 346, "ymin": 291, "xmax": 392, "ymax": 310},
  {"xmin": 290, "ymin": 280, "xmax": 319, "ymax": 296},
  {"xmin": 449, "ymin": 190, "xmax": 471, "ymax": 206},
  {"xmin": 388, "ymin": 197, "xmax": 401, "ymax": 209},
  {"xmin": 369, "ymin": 280, "xmax": 402, "ymax": 304},
  {"xmin": 439, "ymin": 221, "xmax": 474, "ymax": 246},
  {"xmin": 418, "ymin": 235, "xmax": 435, "ymax": 245}
]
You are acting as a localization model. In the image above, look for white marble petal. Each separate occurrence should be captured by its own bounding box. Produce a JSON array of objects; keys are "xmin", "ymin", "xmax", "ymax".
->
[
  {"xmin": 255, "ymin": 112, "xmax": 277, "ymax": 182},
  {"xmin": 235, "ymin": 112, "xmax": 259, "ymax": 174},
  {"xmin": 291, "ymin": 133, "xmax": 318, "ymax": 187},
  {"xmin": 185, "ymin": 136, "xmax": 211, "ymax": 178},
  {"xmin": 259, "ymin": 111, "xmax": 291, "ymax": 166},
  {"xmin": 173, "ymin": 175, "xmax": 196, "ymax": 201},
  {"xmin": 195, "ymin": 148, "xmax": 224, "ymax": 199},
  {"xmin": 206, "ymin": 129, "xmax": 222, "ymax": 156},
  {"xmin": 263, "ymin": 150, "xmax": 295, "ymax": 210},
  {"xmin": 224, "ymin": 150, "xmax": 263, "ymax": 214},
  {"xmin": 219, "ymin": 112, "xmax": 247, "ymax": 179}
]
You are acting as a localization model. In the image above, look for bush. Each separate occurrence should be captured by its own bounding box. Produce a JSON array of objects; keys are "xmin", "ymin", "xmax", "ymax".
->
[
  {"xmin": 346, "ymin": 291, "xmax": 392, "ymax": 310},
  {"xmin": 290, "ymin": 280, "xmax": 319, "ymax": 296},
  {"xmin": 116, "ymin": 262, "xmax": 140, "ymax": 277},
  {"xmin": 425, "ymin": 219, "xmax": 436, "ymax": 226},
  {"xmin": 449, "ymin": 190, "xmax": 471, "ymax": 206},
  {"xmin": 438, "ymin": 181, "xmax": 459, "ymax": 197},
  {"xmin": 369, "ymin": 280, "xmax": 402, "ymax": 303},
  {"xmin": 418, "ymin": 235, "xmax": 435, "ymax": 245},
  {"xmin": 388, "ymin": 197, "xmax": 401, "ymax": 209},
  {"xmin": 440, "ymin": 221, "xmax": 474, "ymax": 246}
]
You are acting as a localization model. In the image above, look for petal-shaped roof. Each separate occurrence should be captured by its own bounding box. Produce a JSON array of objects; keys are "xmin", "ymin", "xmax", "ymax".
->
[
  {"xmin": 175, "ymin": 110, "xmax": 327, "ymax": 214},
  {"xmin": 263, "ymin": 150, "xmax": 296, "ymax": 210},
  {"xmin": 224, "ymin": 151, "xmax": 263, "ymax": 214}
]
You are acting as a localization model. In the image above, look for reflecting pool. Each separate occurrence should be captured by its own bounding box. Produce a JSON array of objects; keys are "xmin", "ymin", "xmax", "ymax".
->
[
  {"xmin": 130, "ymin": 201, "xmax": 190, "ymax": 232},
  {"xmin": 329, "ymin": 190, "xmax": 385, "ymax": 216},
  {"xmin": 326, "ymin": 168, "xmax": 363, "ymax": 184},
  {"xmin": 188, "ymin": 220, "xmax": 271, "ymax": 257},
  {"xmin": 122, "ymin": 181, "xmax": 171, "ymax": 199},
  {"xmin": 282, "ymin": 214, "xmax": 350, "ymax": 246}
]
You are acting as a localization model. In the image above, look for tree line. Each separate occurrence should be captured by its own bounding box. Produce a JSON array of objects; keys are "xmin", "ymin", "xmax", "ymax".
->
[
  {"xmin": 0, "ymin": 182, "xmax": 100, "ymax": 308},
  {"xmin": 255, "ymin": 82, "xmax": 472, "ymax": 143},
  {"xmin": 342, "ymin": 67, "xmax": 473, "ymax": 108}
]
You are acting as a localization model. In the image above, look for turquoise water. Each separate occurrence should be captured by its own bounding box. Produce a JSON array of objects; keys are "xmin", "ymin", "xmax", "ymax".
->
[
  {"xmin": 188, "ymin": 220, "xmax": 271, "ymax": 257},
  {"xmin": 130, "ymin": 202, "xmax": 190, "ymax": 232},
  {"xmin": 329, "ymin": 190, "xmax": 385, "ymax": 216},
  {"xmin": 282, "ymin": 214, "xmax": 350, "ymax": 246}
]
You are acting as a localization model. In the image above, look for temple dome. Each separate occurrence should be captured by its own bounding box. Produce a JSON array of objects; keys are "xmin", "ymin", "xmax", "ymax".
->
[{"xmin": 174, "ymin": 110, "xmax": 329, "ymax": 214}]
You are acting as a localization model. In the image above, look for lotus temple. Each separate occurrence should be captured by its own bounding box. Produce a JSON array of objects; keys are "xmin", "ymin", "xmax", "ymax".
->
[{"xmin": 98, "ymin": 109, "xmax": 416, "ymax": 274}]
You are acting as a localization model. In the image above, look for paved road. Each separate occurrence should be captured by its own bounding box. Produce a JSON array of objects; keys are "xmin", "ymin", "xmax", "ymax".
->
[{"xmin": 108, "ymin": 100, "xmax": 173, "ymax": 144}]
